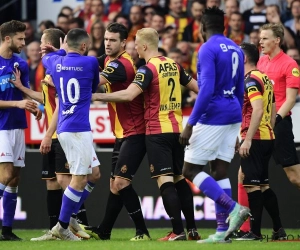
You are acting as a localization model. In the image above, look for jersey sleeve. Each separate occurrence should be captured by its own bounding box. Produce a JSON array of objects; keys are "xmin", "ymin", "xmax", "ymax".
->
[
  {"xmin": 244, "ymin": 77, "xmax": 263, "ymax": 102},
  {"xmin": 91, "ymin": 57, "xmax": 100, "ymax": 93},
  {"xmin": 97, "ymin": 54, "xmax": 106, "ymax": 71},
  {"xmin": 100, "ymin": 60, "xmax": 126, "ymax": 84},
  {"xmin": 188, "ymin": 44, "xmax": 216, "ymax": 126},
  {"xmin": 285, "ymin": 61, "xmax": 300, "ymax": 89},
  {"xmin": 132, "ymin": 66, "xmax": 153, "ymax": 91},
  {"xmin": 178, "ymin": 63, "xmax": 192, "ymax": 86}
]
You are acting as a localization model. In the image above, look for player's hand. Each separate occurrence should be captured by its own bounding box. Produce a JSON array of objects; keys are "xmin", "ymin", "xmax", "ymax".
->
[
  {"xmin": 60, "ymin": 36, "xmax": 68, "ymax": 51},
  {"xmin": 40, "ymin": 136, "xmax": 52, "ymax": 155},
  {"xmin": 17, "ymin": 99, "xmax": 37, "ymax": 112},
  {"xmin": 34, "ymin": 109, "xmax": 43, "ymax": 120},
  {"xmin": 40, "ymin": 44, "xmax": 58, "ymax": 57},
  {"xmin": 9, "ymin": 68, "xmax": 23, "ymax": 88},
  {"xmin": 41, "ymin": 75, "xmax": 54, "ymax": 87},
  {"xmin": 179, "ymin": 124, "xmax": 193, "ymax": 145},
  {"xmin": 239, "ymin": 139, "xmax": 251, "ymax": 158}
]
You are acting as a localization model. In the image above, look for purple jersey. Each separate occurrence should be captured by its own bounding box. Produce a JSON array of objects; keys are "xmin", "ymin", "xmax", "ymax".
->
[
  {"xmin": 0, "ymin": 55, "xmax": 30, "ymax": 130},
  {"xmin": 188, "ymin": 34, "xmax": 244, "ymax": 126},
  {"xmin": 42, "ymin": 50, "xmax": 99, "ymax": 134}
]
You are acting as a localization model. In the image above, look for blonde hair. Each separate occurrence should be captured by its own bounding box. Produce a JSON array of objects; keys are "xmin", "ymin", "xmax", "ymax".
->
[
  {"xmin": 136, "ymin": 28, "xmax": 159, "ymax": 49},
  {"xmin": 260, "ymin": 23, "xmax": 284, "ymax": 46}
]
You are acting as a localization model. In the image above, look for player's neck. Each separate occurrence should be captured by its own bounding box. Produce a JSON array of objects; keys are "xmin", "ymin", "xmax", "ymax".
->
[
  {"xmin": 206, "ymin": 31, "xmax": 223, "ymax": 40},
  {"xmin": 244, "ymin": 65, "xmax": 256, "ymax": 76},
  {"xmin": 144, "ymin": 50, "xmax": 160, "ymax": 63},
  {"xmin": 268, "ymin": 47, "xmax": 281, "ymax": 60},
  {"xmin": 0, "ymin": 46, "xmax": 13, "ymax": 59}
]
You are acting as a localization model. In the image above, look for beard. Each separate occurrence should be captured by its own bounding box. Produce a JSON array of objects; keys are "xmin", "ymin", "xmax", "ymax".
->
[{"xmin": 10, "ymin": 41, "xmax": 22, "ymax": 54}]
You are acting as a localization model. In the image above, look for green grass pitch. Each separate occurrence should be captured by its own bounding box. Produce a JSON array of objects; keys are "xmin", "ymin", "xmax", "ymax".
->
[{"xmin": 1, "ymin": 228, "xmax": 300, "ymax": 250}]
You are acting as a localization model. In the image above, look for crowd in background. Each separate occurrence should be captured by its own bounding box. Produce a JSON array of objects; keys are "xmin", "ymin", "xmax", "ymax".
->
[{"xmin": 15, "ymin": 0, "xmax": 300, "ymax": 107}]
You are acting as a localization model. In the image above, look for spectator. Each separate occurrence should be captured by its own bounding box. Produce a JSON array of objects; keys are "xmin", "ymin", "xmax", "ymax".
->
[
  {"xmin": 143, "ymin": 5, "xmax": 156, "ymax": 27},
  {"xmin": 127, "ymin": 5, "xmax": 145, "ymax": 41},
  {"xmin": 286, "ymin": 47, "xmax": 300, "ymax": 61},
  {"xmin": 243, "ymin": 0, "xmax": 268, "ymax": 34},
  {"xmin": 227, "ymin": 12, "xmax": 249, "ymax": 44},
  {"xmin": 266, "ymin": 4, "xmax": 296, "ymax": 48},
  {"xmin": 75, "ymin": 0, "xmax": 93, "ymax": 28},
  {"xmin": 26, "ymin": 41, "xmax": 44, "ymax": 92},
  {"xmin": 87, "ymin": 48, "xmax": 98, "ymax": 57},
  {"xmin": 60, "ymin": 6, "xmax": 74, "ymax": 20},
  {"xmin": 176, "ymin": 41, "xmax": 192, "ymax": 74},
  {"xmin": 90, "ymin": 20, "xmax": 105, "ymax": 56},
  {"xmin": 165, "ymin": 0, "xmax": 190, "ymax": 41},
  {"xmin": 69, "ymin": 17, "xmax": 85, "ymax": 29},
  {"xmin": 38, "ymin": 20, "xmax": 55, "ymax": 34},
  {"xmin": 249, "ymin": 29, "xmax": 260, "ymax": 46},
  {"xmin": 113, "ymin": 13, "xmax": 130, "ymax": 29},
  {"xmin": 206, "ymin": 0, "xmax": 221, "ymax": 8},
  {"xmin": 182, "ymin": 0, "xmax": 205, "ymax": 50},
  {"xmin": 224, "ymin": 0, "xmax": 240, "ymax": 36},
  {"xmin": 56, "ymin": 13, "xmax": 70, "ymax": 33},
  {"xmin": 86, "ymin": 0, "xmax": 106, "ymax": 34},
  {"xmin": 239, "ymin": 0, "xmax": 281, "ymax": 14},
  {"xmin": 284, "ymin": 0, "xmax": 300, "ymax": 47},
  {"xmin": 150, "ymin": 12, "xmax": 166, "ymax": 46}
]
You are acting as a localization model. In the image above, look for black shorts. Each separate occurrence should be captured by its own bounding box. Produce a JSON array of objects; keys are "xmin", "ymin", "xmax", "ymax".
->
[
  {"xmin": 146, "ymin": 133, "xmax": 184, "ymax": 178},
  {"xmin": 42, "ymin": 139, "xmax": 69, "ymax": 179},
  {"xmin": 112, "ymin": 134, "xmax": 146, "ymax": 181},
  {"xmin": 241, "ymin": 139, "xmax": 274, "ymax": 186},
  {"xmin": 273, "ymin": 116, "xmax": 299, "ymax": 167}
]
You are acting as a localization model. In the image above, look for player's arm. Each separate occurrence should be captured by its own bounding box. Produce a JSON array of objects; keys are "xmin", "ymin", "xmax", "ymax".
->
[
  {"xmin": 0, "ymin": 99, "xmax": 37, "ymax": 112},
  {"xmin": 98, "ymin": 60, "xmax": 127, "ymax": 86},
  {"xmin": 40, "ymin": 97, "xmax": 58, "ymax": 154},
  {"xmin": 10, "ymin": 68, "xmax": 43, "ymax": 103},
  {"xmin": 92, "ymin": 83, "xmax": 142, "ymax": 102},
  {"xmin": 239, "ymin": 78, "xmax": 263, "ymax": 157},
  {"xmin": 177, "ymin": 63, "xmax": 199, "ymax": 94},
  {"xmin": 277, "ymin": 88, "xmax": 298, "ymax": 119}
]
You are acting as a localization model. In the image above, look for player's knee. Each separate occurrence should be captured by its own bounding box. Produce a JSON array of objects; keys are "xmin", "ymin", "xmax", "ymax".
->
[
  {"xmin": 7, "ymin": 176, "xmax": 20, "ymax": 187},
  {"xmin": 114, "ymin": 178, "xmax": 130, "ymax": 192}
]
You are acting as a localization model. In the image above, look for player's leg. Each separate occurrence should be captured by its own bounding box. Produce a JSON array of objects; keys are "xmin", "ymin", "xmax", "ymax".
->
[
  {"xmin": 147, "ymin": 134, "xmax": 186, "ymax": 241},
  {"xmin": 273, "ymin": 116, "xmax": 300, "ymax": 188},
  {"xmin": 113, "ymin": 134, "xmax": 150, "ymax": 241},
  {"xmin": 237, "ymin": 167, "xmax": 250, "ymax": 235},
  {"xmin": 0, "ymin": 129, "xmax": 25, "ymax": 241},
  {"xmin": 51, "ymin": 132, "xmax": 92, "ymax": 241},
  {"xmin": 172, "ymin": 135, "xmax": 200, "ymax": 240}
]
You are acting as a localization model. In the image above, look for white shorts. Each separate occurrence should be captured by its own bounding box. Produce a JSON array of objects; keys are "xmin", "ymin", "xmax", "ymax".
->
[
  {"xmin": 58, "ymin": 131, "xmax": 96, "ymax": 175},
  {"xmin": 184, "ymin": 123, "xmax": 241, "ymax": 165},
  {"xmin": 0, "ymin": 129, "xmax": 25, "ymax": 167}
]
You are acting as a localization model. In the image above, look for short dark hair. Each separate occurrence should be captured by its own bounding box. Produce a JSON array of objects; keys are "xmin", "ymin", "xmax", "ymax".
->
[
  {"xmin": 106, "ymin": 22, "xmax": 128, "ymax": 41},
  {"xmin": 57, "ymin": 12, "xmax": 69, "ymax": 20},
  {"xmin": 240, "ymin": 42, "xmax": 259, "ymax": 65},
  {"xmin": 43, "ymin": 28, "xmax": 65, "ymax": 49},
  {"xmin": 69, "ymin": 17, "xmax": 85, "ymax": 29},
  {"xmin": 67, "ymin": 28, "xmax": 89, "ymax": 49},
  {"xmin": 192, "ymin": 0, "xmax": 206, "ymax": 7},
  {"xmin": 0, "ymin": 20, "xmax": 26, "ymax": 41},
  {"xmin": 201, "ymin": 6, "xmax": 225, "ymax": 33},
  {"xmin": 39, "ymin": 20, "xmax": 55, "ymax": 29},
  {"xmin": 158, "ymin": 47, "xmax": 167, "ymax": 56},
  {"xmin": 168, "ymin": 47, "xmax": 182, "ymax": 55}
]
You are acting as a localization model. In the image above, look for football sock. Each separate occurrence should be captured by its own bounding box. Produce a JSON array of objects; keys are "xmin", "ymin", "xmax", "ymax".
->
[
  {"xmin": 175, "ymin": 179, "xmax": 196, "ymax": 230},
  {"xmin": 98, "ymin": 191, "xmax": 123, "ymax": 233},
  {"xmin": 215, "ymin": 179, "xmax": 232, "ymax": 232},
  {"xmin": 47, "ymin": 189, "xmax": 62, "ymax": 229},
  {"xmin": 119, "ymin": 184, "xmax": 149, "ymax": 235},
  {"xmin": 76, "ymin": 203, "xmax": 89, "ymax": 226},
  {"xmin": 74, "ymin": 181, "xmax": 95, "ymax": 214},
  {"xmin": 193, "ymin": 172, "xmax": 236, "ymax": 213},
  {"xmin": 2, "ymin": 186, "xmax": 18, "ymax": 227},
  {"xmin": 238, "ymin": 183, "xmax": 250, "ymax": 232},
  {"xmin": 262, "ymin": 188, "xmax": 282, "ymax": 232},
  {"xmin": 59, "ymin": 186, "xmax": 83, "ymax": 229},
  {"xmin": 160, "ymin": 182, "xmax": 184, "ymax": 235},
  {"xmin": 248, "ymin": 190, "xmax": 263, "ymax": 236}
]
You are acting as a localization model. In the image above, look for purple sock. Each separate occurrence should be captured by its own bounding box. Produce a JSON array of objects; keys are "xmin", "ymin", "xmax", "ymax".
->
[
  {"xmin": 74, "ymin": 181, "xmax": 95, "ymax": 214},
  {"xmin": 215, "ymin": 179, "xmax": 232, "ymax": 232},
  {"xmin": 59, "ymin": 186, "xmax": 83, "ymax": 224},
  {"xmin": 193, "ymin": 172, "xmax": 236, "ymax": 212},
  {"xmin": 2, "ymin": 187, "xmax": 18, "ymax": 227}
]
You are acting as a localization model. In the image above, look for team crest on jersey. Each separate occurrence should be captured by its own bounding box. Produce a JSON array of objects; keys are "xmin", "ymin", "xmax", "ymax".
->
[
  {"xmin": 108, "ymin": 62, "xmax": 119, "ymax": 68},
  {"xmin": 150, "ymin": 164, "xmax": 154, "ymax": 173},
  {"xmin": 246, "ymin": 82, "xmax": 256, "ymax": 88},
  {"xmin": 121, "ymin": 165, "xmax": 127, "ymax": 173},
  {"xmin": 292, "ymin": 68, "xmax": 299, "ymax": 77}
]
